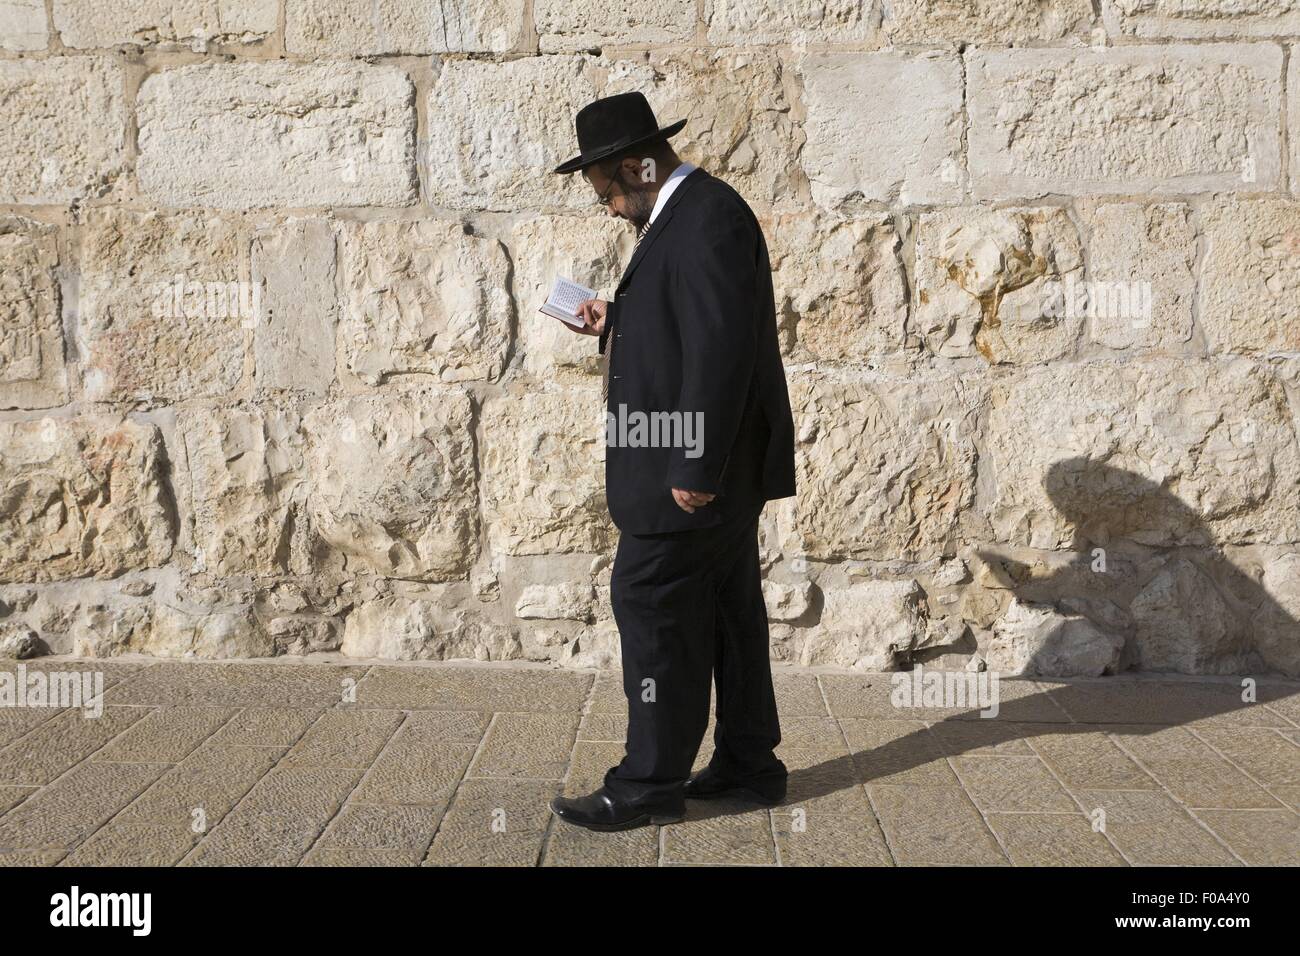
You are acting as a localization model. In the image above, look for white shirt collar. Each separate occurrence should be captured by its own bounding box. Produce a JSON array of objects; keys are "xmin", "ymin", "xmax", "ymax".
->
[{"xmin": 648, "ymin": 161, "xmax": 697, "ymax": 225}]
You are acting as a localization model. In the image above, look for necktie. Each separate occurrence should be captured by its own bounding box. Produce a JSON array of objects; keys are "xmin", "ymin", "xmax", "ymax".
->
[{"xmin": 602, "ymin": 219, "xmax": 651, "ymax": 403}]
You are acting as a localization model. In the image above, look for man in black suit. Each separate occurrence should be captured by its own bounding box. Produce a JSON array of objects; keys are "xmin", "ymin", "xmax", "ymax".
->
[{"xmin": 547, "ymin": 92, "xmax": 797, "ymax": 831}]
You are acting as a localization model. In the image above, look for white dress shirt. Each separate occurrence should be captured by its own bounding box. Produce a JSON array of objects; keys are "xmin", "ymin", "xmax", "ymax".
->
[{"xmin": 647, "ymin": 161, "xmax": 697, "ymax": 225}]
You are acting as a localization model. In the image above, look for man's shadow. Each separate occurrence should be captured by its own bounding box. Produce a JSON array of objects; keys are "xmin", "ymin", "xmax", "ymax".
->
[{"xmin": 697, "ymin": 458, "xmax": 1300, "ymax": 826}]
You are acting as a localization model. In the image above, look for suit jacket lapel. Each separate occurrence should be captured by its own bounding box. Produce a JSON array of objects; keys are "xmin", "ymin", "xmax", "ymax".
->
[{"xmin": 615, "ymin": 166, "xmax": 709, "ymax": 295}]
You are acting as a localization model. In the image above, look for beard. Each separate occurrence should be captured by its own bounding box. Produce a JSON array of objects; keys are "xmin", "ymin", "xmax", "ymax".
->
[{"xmin": 618, "ymin": 176, "xmax": 657, "ymax": 229}]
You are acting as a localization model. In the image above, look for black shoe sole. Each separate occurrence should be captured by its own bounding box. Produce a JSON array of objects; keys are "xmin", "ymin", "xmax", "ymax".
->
[
  {"xmin": 684, "ymin": 785, "xmax": 785, "ymax": 807},
  {"xmin": 549, "ymin": 802, "xmax": 686, "ymax": 832}
]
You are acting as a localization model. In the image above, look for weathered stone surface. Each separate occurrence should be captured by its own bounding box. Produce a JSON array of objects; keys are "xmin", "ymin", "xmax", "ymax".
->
[
  {"xmin": 801, "ymin": 579, "xmax": 928, "ymax": 670},
  {"xmin": 985, "ymin": 598, "xmax": 1123, "ymax": 677},
  {"xmin": 1199, "ymin": 199, "xmax": 1300, "ymax": 354},
  {"xmin": 303, "ymin": 388, "xmax": 479, "ymax": 581},
  {"xmin": 801, "ymin": 52, "xmax": 963, "ymax": 208},
  {"xmin": 761, "ymin": 580, "xmax": 812, "ymax": 622},
  {"xmin": 764, "ymin": 211, "xmax": 908, "ymax": 362},
  {"xmin": 1080, "ymin": 202, "xmax": 1195, "ymax": 352},
  {"xmin": 338, "ymin": 220, "xmax": 511, "ymax": 386},
  {"xmin": 606, "ymin": 50, "xmax": 805, "ymax": 207},
  {"xmin": 78, "ymin": 209, "xmax": 252, "ymax": 403},
  {"xmin": 703, "ymin": 0, "xmax": 874, "ymax": 44},
  {"xmin": 425, "ymin": 56, "xmax": 601, "ymax": 212},
  {"xmin": 0, "ymin": 218, "xmax": 65, "ymax": 410},
  {"xmin": 1252, "ymin": 549, "xmax": 1300, "ymax": 676},
  {"xmin": 788, "ymin": 374, "xmax": 982, "ymax": 561},
  {"xmin": 341, "ymin": 596, "xmax": 519, "ymax": 661},
  {"xmin": 252, "ymin": 219, "xmax": 337, "ymax": 395},
  {"xmin": 883, "ymin": 0, "xmax": 1092, "ymax": 44},
  {"xmin": 982, "ymin": 360, "xmax": 1300, "ymax": 550},
  {"xmin": 178, "ymin": 403, "xmax": 307, "ymax": 578},
  {"xmin": 1109, "ymin": 0, "xmax": 1300, "ymax": 38},
  {"xmin": 52, "ymin": 0, "xmax": 276, "ymax": 48},
  {"xmin": 1131, "ymin": 557, "xmax": 1250, "ymax": 674},
  {"xmin": 515, "ymin": 583, "xmax": 594, "ymax": 622},
  {"xmin": 0, "ymin": 416, "xmax": 174, "ymax": 583},
  {"xmin": 480, "ymin": 385, "xmax": 613, "ymax": 556},
  {"xmin": 147, "ymin": 599, "xmax": 272, "ymax": 658},
  {"xmin": 0, "ymin": 622, "xmax": 40, "ymax": 659},
  {"xmin": 536, "ymin": 0, "xmax": 694, "ymax": 50},
  {"xmin": 1, "ymin": 0, "xmax": 47, "ymax": 50},
  {"xmin": 968, "ymin": 46, "xmax": 1282, "ymax": 198},
  {"xmin": 0, "ymin": 57, "xmax": 124, "ymax": 203},
  {"xmin": 913, "ymin": 206, "xmax": 1084, "ymax": 364},
  {"xmin": 509, "ymin": 215, "xmax": 632, "ymax": 381},
  {"xmin": 1292, "ymin": 53, "xmax": 1299, "ymax": 196},
  {"xmin": 138, "ymin": 63, "xmax": 416, "ymax": 209},
  {"xmin": 286, "ymin": 0, "xmax": 523, "ymax": 55}
]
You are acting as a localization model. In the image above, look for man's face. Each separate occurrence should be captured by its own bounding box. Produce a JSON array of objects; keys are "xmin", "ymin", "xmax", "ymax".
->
[{"xmin": 584, "ymin": 159, "xmax": 655, "ymax": 227}]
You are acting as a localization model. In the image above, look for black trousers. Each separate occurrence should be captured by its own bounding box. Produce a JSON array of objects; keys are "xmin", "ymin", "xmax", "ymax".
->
[{"xmin": 603, "ymin": 500, "xmax": 785, "ymax": 805}]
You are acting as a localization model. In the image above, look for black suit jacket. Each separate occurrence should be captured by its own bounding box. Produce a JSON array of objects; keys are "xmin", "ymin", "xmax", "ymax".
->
[{"xmin": 599, "ymin": 167, "xmax": 796, "ymax": 535}]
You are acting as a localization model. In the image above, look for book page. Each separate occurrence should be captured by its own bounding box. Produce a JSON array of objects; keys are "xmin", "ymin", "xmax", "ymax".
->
[{"xmin": 545, "ymin": 276, "xmax": 596, "ymax": 318}]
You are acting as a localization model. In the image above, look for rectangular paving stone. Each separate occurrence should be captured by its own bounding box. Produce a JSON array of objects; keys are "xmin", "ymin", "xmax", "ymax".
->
[
  {"xmin": 1109, "ymin": 725, "xmax": 1282, "ymax": 809},
  {"xmin": 349, "ymin": 736, "xmax": 477, "ymax": 808},
  {"xmin": 279, "ymin": 709, "xmax": 403, "ymax": 769},
  {"xmin": 577, "ymin": 712, "xmax": 626, "ymax": 742},
  {"xmin": 0, "ymin": 849, "xmax": 66, "ymax": 866},
  {"xmin": 93, "ymin": 706, "xmax": 234, "ymax": 763},
  {"xmin": 840, "ymin": 719, "xmax": 961, "ymax": 787},
  {"xmin": 924, "ymin": 719, "xmax": 1038, "ymax": 756},
  {"xmin": 60, "ymin": 821, "xmax": 198, "ymax": 867},
  {"xmin": 1049, "ymin": 680, "xmax": 1286, "ymax": 727},
  {"xmin": 470, "ymin": 713, "xmax": 578, "ymax": 780},
  {"xmin": 1029, "ymin": 730, "xmax": 1159, "ymax": 791},
  {"xmin": 778, "ymin": 716, "xmax": 847, "ymax": 751},
  {"xmin": 206, "ymin": 708, "xmax": 322, "ymax": 747},
  {"xmin": 587, "ymin": 672, "xmax": 627, "ymax": 714},
  {"xmin": 542, "ymin": 821, "xmax": 660, "ymax": 867},
  {"xmin": 662, "ymin": 804, "xmax": 777, "ymax": 865},
  {"xmin": 302, "ymin": 847, "xmax": 423, "ymax": 866},
  {"xmin": 115, "ymin": 743, "xmax": 283, "ymax": 830},
  {"xmin": 0, "ymin": 786, "xmax": 36, "ymax": 815},
  {"xmin": 868, "ymin": 784, "xmax": 1007, "ymax": 865},
  {"xmin": 106, "ymin": 663, "xmax": 368, "ymax": 707},
  {"xmin": 0, "ymin": 706, "xmax": 150, "ymax": 785},
  {"xmin": 1192, "ymin": 809, "xmax": 1300, "ymax": 866},
  {"xmin": 354, "ymin": 666, "xmax": 591, "ymax": 713},
  {"xmin": 316, "ymin": 804, "xmax": 442, "ymax": 853},
  {"xmin": 1193, "ymin": 727, "xmax": 1300, "ymax": 787},
  {"xmin": 822, "ymin": 673, "xmax": 1066, "ymax": 722},
  {"xmin": 774, "ymin": 672, "xmax": 830, "ymax": 716},
  {"xmin": 0, "ymin": 761, "xmax": 168, "ymax": 851},
  {"xmin": 773, "ymin": 811, "xmax": 893, "ymax": 867},
  {"xmin": 984, "ymin": 813, "xmax": 1126, "ymax": 866},
  {"xmin": 0, "ymin": 707, "xmax": 63, "ymax": 749},
  {"xmin": 400, "ymin": 710, "xmax": 493, "ymax": 744},
  {"xmin": 235, "ymin": 767, "xmax": 365, "ymax": 817},
  {"xmin": 951, "ymin": 756, "xmax": 1077, "ymax": 813},
  {"xmin": 1073, "ymin": 789, "xmax": 1240, "ymax": 866},
  {"xmin": 424, "ymin": 779, "xmax": 556, "ymax": 867},
  {"xmin": 782, "ymin": 747, "xmax": 874, "ymax": 815}
]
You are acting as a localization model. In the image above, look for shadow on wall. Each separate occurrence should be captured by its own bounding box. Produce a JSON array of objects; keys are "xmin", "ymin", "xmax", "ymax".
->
[{"xmin": 975, "ymin": 457, "xmax": 1300, "ymax": 680}]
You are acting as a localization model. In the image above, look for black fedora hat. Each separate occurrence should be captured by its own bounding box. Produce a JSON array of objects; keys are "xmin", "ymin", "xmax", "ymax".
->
[{"xmin": 553, "ymin": 91, "xmax": 686, "ymax": 175}]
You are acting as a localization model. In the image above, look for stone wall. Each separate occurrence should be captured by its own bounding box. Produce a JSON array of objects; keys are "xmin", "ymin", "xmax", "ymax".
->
[{"xmin": 1, "ymin": 1, "xmax": 1298, "ymax": 677}]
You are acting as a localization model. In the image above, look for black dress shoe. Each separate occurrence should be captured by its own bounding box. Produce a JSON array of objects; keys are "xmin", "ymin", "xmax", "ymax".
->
[
  {"xmin": 550, "ymin": 787, "xmax": 686, "ymax": 832},
  {"xmin": 684, "ymin": 765, "xmax": 787, "ymax": 806}
]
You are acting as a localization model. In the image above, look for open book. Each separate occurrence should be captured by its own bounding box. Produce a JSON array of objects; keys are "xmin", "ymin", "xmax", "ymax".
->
[{"xmin": 539, "ymin": 276, "xmax": 597, "ymax": 329}]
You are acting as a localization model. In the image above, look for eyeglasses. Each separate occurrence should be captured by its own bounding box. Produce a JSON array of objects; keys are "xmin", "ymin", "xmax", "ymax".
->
[{"xmin": 593, "ymin": 168, "xmax": 619, "ymax": 207}]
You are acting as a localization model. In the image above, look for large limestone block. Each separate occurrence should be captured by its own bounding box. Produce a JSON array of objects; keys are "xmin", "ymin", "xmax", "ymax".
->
[
  {"xmin": 763, "ymin": 210, "xmax": 908, "ymax": 362},
  {"xmin": 982, "ymin": 359, "xmax": 1300, "ymax": 550},
  {"xmin": 801, "ymin": 52, "xmax": 964, "ymax": 208},
  {"xmin": 52, "ymin": 0, "xmax": 277, "ymax": 48},
  {"xmin": 342, "ymin": 596, "xmax": 519, "ymax": 661},
  {"xmin": 0, "ymin": 416, "xmax": 174, "ymax": 583},
  {"xmin": 703, "ymin": 0, "xmax": 875, "ymax": 44},
  {"xmin": 0, "ymin": 57, "xmax": 124, "ymax": 203},
  {"xmin": 78, "ymin": 209, "xmax": 253, "ymax": 403},
  {"xmin": 480, "ymin": 384, "xmax": 613, "ymax": 556},
  {"xmin": 985, "ymin": 598, "xmax": 1123, "ymax": 677},
  {"xmin": 913, "ymin": 207, "xmax": 1084, "ymax": 364},
  {"xmin": 1199, "ymin": 199, "xmax": 1300, "ymax": 354},
  {"xmin": 883, "ymin": 0, "xmax": 1092, "ymax": 44},
  {"xmin": 968, "ymin": 45, "xmax": 1282, "ymax": 198},
  {"xmin": 1292, "ymin": 53, "xmax": 1299, "ymax": 196},
  {"xmin": 606, "ymin": 51, "xmax": 806, "ymax": 207},
  {"xmin": 515, "ymin": 582, "xmax": 595, "ymax": 622},
  {"xmin": 286, "ymin": 0, "xmax": 523, "ymax": 54},
  {"xmin": 138, "ymin": 62, "xmax": 416, "ymax": 209},
  {"xmin": 338, "ymin": 220, "xmax": 511, "ymax": 386},
  {"xmin": 790, "ymin": 374, "xmax": 982, "ymax": 561},
  {"xmin": 0, "ymin": 218, "xmax": 66, "ymax": 410},
  {"xmin": 179, "ymin": 403, "xmax": 307, "ymax": 578},
  {"xmin": 146, "ymin": 601, "xmax": 272, "ymax": 659},
  {"xmin": 1, "ymin": 0, "xmax": 47, "ymax": 50},
  {"xmin": 536, "ymin": 0, "xmax": 694, "ymax": 50},
  {"xmin": 426, "ymin": 56, "xmax": 602, "ymax": 212},
  {"xmin": 1131, "ymin": 557, "xmax": 1250, "ymax": 674},
  {"xmin": 1080, "ymin": 202, "xmax": 1195, "ymax": 352},
  {"xmin": 304, "ymin": 388, "xmax": 479, "ymax": 581},
  {"xmin": 509, "ymin": 215, "xmax": 633, "ymax": 381},
  {"xmin": 1108, "ymin": 0, "xmax": 1300, "ymax": 38},
  {"xmin": 1252, "ymin": 549, "xmax": 1300, "ymax": 676},
  {"xmin": 252, "ymin": 219, "xmax": 337, "ymax": 396},
  {"xmin": 801, "ymin": 579, "xmax": 928, "ymax": 670}
]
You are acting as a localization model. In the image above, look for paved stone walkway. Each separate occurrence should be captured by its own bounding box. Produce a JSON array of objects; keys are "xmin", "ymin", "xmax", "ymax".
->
[{"xmin": 0, "ymin": 658, "xmax": 1297, "ymax": 866}]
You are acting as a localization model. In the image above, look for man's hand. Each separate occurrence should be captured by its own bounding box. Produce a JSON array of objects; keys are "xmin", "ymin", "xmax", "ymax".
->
[
  {"xmin": 672, "ymin": 488, "xmax": 716, "ymax": 514},
  {"xmin": 561, "ymin": 298, "xmax": 607, "ymax": 336}
]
